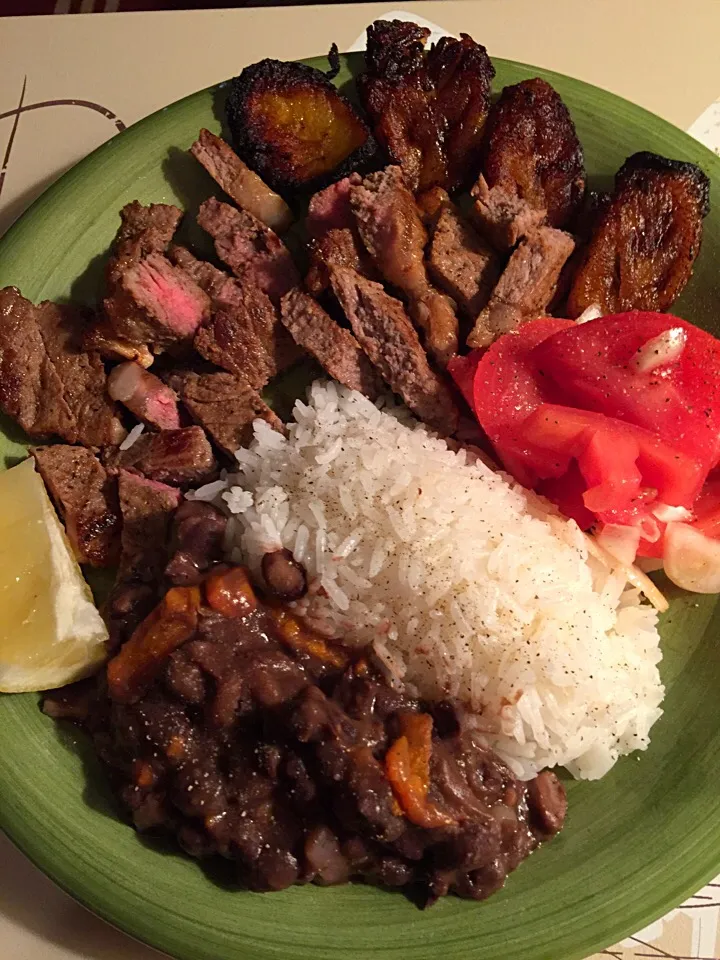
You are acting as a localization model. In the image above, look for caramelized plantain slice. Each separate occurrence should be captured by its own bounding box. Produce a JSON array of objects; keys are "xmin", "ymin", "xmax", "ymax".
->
[
  {"xmin": 567, "ymin": 151, "xmax": 710, "ymax": 317},
  {"xmin": 358, "ymin": 20, "xmax": 495, "ymax": 193},
  {"xmin": 226, "ymin": 56, "xmax": 381, "ymax": 195},
  {"xmin": 481, "ymin": 77, "xmax": 586, "ymax": 230}
]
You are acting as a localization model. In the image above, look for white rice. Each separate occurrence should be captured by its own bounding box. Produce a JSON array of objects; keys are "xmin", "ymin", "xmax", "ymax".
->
[{"xmin": 211, "ymin": 381, "xmax": 664, "ymax": 781}]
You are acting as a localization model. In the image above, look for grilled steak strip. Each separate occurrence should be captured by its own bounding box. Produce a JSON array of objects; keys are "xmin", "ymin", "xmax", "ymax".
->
[
  {"xmin": 280, "ymin": 288, "xmax": 382, "ymax": 399},
  {"xmin": 170, "ymin": 245, "xmax": 299, "ymax": 389},
  {"xmin": 103, "ymin": 252, "xmax": 211, "ymax": 351},
  {"xmin": 330, "ymin": 266, "xmax": 459, "ymax": 436},
  {"xmin": 0, "ymin": 287, "xmax": 125, "ymax": 446},
  {"xmin": 427, "ymin": 206, "xmax": 500, "ymax": 320},
  {"xmin": 169, "ymin": 370, "xmax": 283, "ymax": 457},
  {"xmin": 190, "ymin": 128, "xmax": 293, "ymax": 234},
  {"xmin": 105, "ymin": 470, "xmax": 181, "ymax": 651},
  {"xmin": 471, "ymin": 175, "xmax": 547, "ymax": 252},
  {"xmin": 32, "ymin": 445, "xmax": 121, "ymax": 568},
  {"xmin": 468, "ymin": 226, "xmax": 575, "ymax": 348},
  {"xmin": 350, "ymin": 167, "xmax": 458, "ymax": 367},
  {"xmin": 106, "ymin": 426, "xmax": 217, "ymax": 489},
  {"xmin": 197, "ymin": 197, "xmax": 300, "ymax": 305}
]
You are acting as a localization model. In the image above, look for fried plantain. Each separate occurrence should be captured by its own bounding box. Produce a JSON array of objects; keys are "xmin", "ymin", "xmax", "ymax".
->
[
  {"xmin": 226, "ymin": 55, "xmax": 381, "ymax": 195},
  {"xmin": 358, "ymin": 20, "xmax": 495, "ymax": 193},
  {"xmin": 481, "ymin": 78, "xmax": 585, "ymax": 230},
  {"xmin": 567, "ymin": 152, "xmax": 710, "ymax": 317}
]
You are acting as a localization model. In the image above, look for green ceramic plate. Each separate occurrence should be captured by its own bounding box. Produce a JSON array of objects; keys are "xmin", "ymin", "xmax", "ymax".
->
[{"xmin": 0, "ymin": 51, "xmax": 719, "ymax": 960}]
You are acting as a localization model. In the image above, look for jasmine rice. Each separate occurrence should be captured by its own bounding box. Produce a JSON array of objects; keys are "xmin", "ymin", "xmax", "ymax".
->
[{"xmin": 211, "ymin": 381, "xmax": 664, "ymax": 781}]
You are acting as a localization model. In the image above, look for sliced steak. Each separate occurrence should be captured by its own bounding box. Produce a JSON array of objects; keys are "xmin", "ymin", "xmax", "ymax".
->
[
  {"xmin": 190, "ymin": 129, "xmax": 293, "ymax": 234},
  {"xmin": 106, "ymin": 470, "xmax": 181, "ymax": 650},
  {"xmin": 32, "ymin": 445, "xmax": 121, "ymax": 568},
  {"xmin": 170, "ymin": 370, "xmax": 283, "ymax": 457},
  {"xmin": 468, "ymin": 226, "xmax": 575, "ymax": 348},
  {"xmin": 471, "ymin": 175, "xmax": 547, "ymax": 252},
  {"xmin": 170, "ymin": 245, "xmax": 299, "ymax": 388},
  {"xmin": 107, "ymin": 362, "xmax": 180, "ymax": 431},
  {"xmin": 0, "ymin": 287, "xmax": 124, "ymax": 446},
  {"xmin": 307, "ymin": 175, "xmax": 363, "ymax": 239},
  {"xmin": 280, "ymin": 288, "xmax": 381, "ymax": 399},
  {"xmin": 416, "ymin": 186, "xmax": 453, "ymax": 230},
  {"xmin": 350, "ymin": 167, "xmax": 458, "ymax": 366},
  {"xmin": 197, "ymin": 197, "xmax": 300, "ymax": 305},
  {"xmin": 104, "ymin": 252, "xmax": 211, "ymax": 351},
  {"xmin": 107, "ymin": 426, "xmax": 216, "ymax": 488},
  {"xmin": 109, "ymin": 201, "xmax": 182, "ymax": 272},
  {"xmin": 305, "ymin": 228, "xmax": 378, "ymax": 298},
  {"xmin": 427, "ymin": 206, "xmax": 500, "ymax": 319},
  {"xmin": 330, "ymin": 267, "xmax": 459, "ymax": 436}
]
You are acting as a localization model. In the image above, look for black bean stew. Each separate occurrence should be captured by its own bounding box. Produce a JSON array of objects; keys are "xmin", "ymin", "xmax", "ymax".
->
[{"xmin": 45, "ymin": 507, "xmax": 565, "ymax": 906}]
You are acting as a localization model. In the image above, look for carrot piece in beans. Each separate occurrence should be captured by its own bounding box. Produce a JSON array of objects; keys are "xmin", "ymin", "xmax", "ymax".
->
[
  {"xmin": 204, "ymin": 566, "xmax": 257, "ymax": 618},
  {"xmin": 385, "ymin": 713, "xmax": 455, "ymax": 828},
  {"xmin": 107, "ymin": 586, "xmax": 201, "ymax": 704},
  {"xmin": 269, "ymin": 607, "xmax": 348, "ymax": 668}
]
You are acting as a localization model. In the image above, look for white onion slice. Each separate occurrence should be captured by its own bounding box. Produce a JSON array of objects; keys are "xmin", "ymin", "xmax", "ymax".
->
[
  {"xmin": 584, "ymin": 532, "xmax": 669, "ymax": 612},
  {"xmin": 631, "ymin": 327, "xmax": 687, "ymax": 373},
  {"xmin": 664, "ymin": 522, "xmax": 720, "ymax": 594},
  {"xmin": 651, "ymin": 503, "xmax": 694, "ymax": 524},
  {"xmin": 575, "ymin": 304, "xmax": 603, "ymax": 324},
  {"xmin": 596, "ymin": 523, "xmax": 641, "ymax": 566}
]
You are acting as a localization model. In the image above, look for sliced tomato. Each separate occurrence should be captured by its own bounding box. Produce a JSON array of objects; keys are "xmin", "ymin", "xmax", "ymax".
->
[
  {"xmin": 531, "ymin": 312, "xmax": 720, "ymax": 471},
  {"xmin": 689, "ymin": 476, "xmax": 720, "ymax": 539},
  {"xmin": 538, "ymin": 463, "xmax": 596, "ymax": 530},
  {"xmin": 468, "ymin": 317, "xmax": 574, "ymax": 485},
  {"xmin": 521, "ymin": 403, "xmax": 705, "ymax": 514}
]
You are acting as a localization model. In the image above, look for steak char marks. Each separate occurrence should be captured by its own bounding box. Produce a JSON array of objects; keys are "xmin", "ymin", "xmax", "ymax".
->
[{"xmin": 32, "ymin": 445, "xmax": 121, "ymax": 568}]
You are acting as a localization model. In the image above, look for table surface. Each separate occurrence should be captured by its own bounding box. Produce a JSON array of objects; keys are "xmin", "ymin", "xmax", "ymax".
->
[{"xmin": 1, "ymin": 3, "xmax": 719, "ymax": 958}]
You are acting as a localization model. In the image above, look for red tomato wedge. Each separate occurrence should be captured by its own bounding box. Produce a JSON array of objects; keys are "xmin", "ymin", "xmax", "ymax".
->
[
  {"xmin": 531, "ymin": 312, "xmax": 720, "ymax": 471},
  {"xmin": 450, "ymin": 318, "xmax": 574, "ymax": 486}
]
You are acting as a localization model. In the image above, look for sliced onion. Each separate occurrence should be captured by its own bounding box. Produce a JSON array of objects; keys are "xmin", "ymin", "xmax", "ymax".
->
[
  {"xmin": 636, "ymin": 556, "xmax": 665, "ymax": 574},
  {"xmin": 584, "ymin": 532, "xmax": 669, "ymax": 612},
  {"xmin": 596, "ymin": 524, "xmax": 641, "ymax": 566},
  {"xmin": 651, "ymin": 503, "xmax": 694, "ymax": 524},
  {"xmin": 664, "ymin": 522, "xmax": 720, "ymax": 594},
  {"xmin": 631, "ymin": 327, "xmax": 687, "ymax": 373},
  {"xmin": 575, "ymin": 304, "xmax": 603, "ymax": 324}
]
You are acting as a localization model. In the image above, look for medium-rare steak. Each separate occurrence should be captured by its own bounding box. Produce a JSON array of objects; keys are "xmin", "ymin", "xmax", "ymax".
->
[
  {"xmin": 468, "ymin": 226, "xmax": 575, "ymax": 348},
  {"xmin": 280, "ymin": 288, "xmax": 381, "ymax": 399},
  {"xmin": 32, "ymin": 445, "xmax": 121, "ymax": 568},
  {"xmin": 427, "ymin": 206, "xmax": 500, "ymax": 320},
  {"xmin": 0, "ymin": 287, "xmax": 124, "ymax": 446},
  {"xmin": 103, "ymin": 252, "xmax": 211, "ymax": 350},
  {"xmin": 307, "ymin": 175, "xmax": 363, "ymax": 238},
  {"xmin": 197, "ymin": 197, "xmax": 300, "ymax": 305},
  {"xmin": 107, "ymin": 426, "xmax": 216, "ymax": 488},
  {"xmin": 330, "ymin": 266, "xmax": 459, "ymax": 436},
  {"xmin": 107, "ymin": 362, "xmax": 180, "ymax": 431},
  {"xmin": 170, "ymin": 370, "xmax": 283, "ymax": 456},
  {"xmin": 190, "ymin": 129, "xmax": 293, "ymax": 234},
  {"xmin": 171, "ymin": 245, "xmax": 299, "ymax": 388}
]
